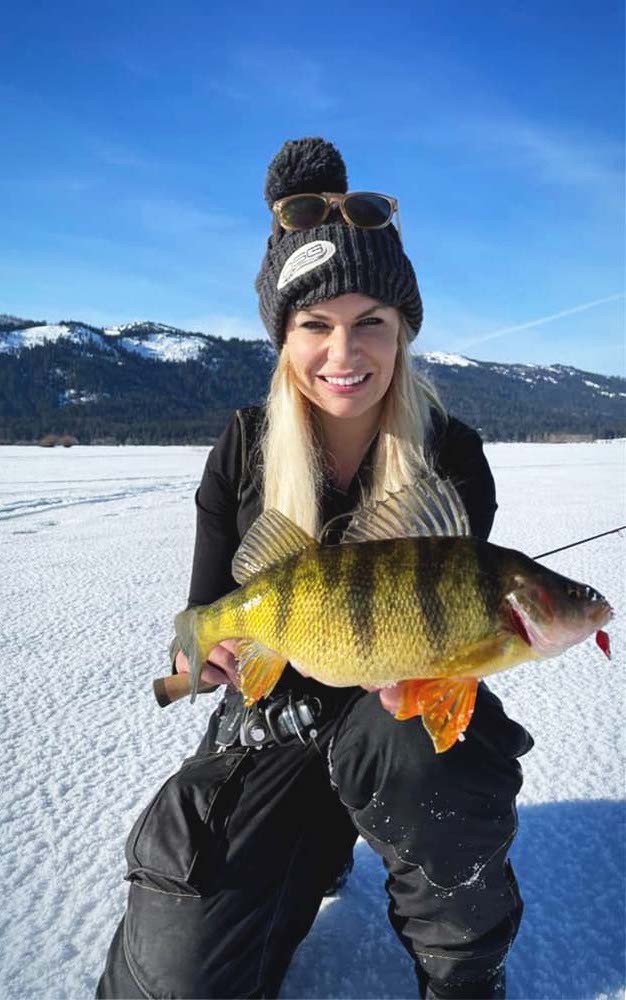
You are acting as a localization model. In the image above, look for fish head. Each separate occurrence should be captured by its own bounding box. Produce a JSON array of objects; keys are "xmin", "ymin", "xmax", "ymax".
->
[{"xmin": 503, "ymin": 562, "xmax": 613, "ymax": 660}]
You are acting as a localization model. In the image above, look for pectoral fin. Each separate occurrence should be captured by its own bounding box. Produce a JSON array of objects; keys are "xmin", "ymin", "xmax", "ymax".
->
[
  {"xmin": 237, "ymin": 639, "xmax": 288, "ymax": 705},
  {"xmin": 394, "ymin": 677, "xmax": 479, "ymax": 754}
]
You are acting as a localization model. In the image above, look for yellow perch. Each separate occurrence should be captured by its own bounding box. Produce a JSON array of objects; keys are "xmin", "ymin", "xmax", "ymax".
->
[{"xmin": 166, "ymin": 476, "xmax": 613, "ymax": 752}]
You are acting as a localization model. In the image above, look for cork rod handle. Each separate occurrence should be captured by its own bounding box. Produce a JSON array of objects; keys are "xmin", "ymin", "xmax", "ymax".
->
[{"xmin": 152, "ymin": 674, "xmax": 218, "ymax": 708}]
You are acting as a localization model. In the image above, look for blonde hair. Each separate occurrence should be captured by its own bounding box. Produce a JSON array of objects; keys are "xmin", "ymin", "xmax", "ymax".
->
[{"xmin": 260, "ymin": 317, "xmax": 446, "ymax": 537}]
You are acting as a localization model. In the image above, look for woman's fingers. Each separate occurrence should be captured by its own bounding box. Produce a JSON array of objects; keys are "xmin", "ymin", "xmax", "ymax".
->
[
  {"xmin": 174, "ymin": 644, "xmax": 241, "ymax": 689},
  {"xmin": 174, "ymin": 649, "xmax": 190, "ymax": 674},
  {"xmin": 378, "ymin": 684, "xmax": 403, "ymax": 714},
  {"xmin": 359, "ymin": 681, "xmax": 403, "ymax": 714},
  {"xmin": 200, "ymin": 662, "xmax": 237, "ymax": 687},
  {"xmin": 220, "ymin": 638, "xmax": 241, "ymax": 657},
  {"xmin": 206, "ymin": 643, "xmax": 240, "ymax": 688}
]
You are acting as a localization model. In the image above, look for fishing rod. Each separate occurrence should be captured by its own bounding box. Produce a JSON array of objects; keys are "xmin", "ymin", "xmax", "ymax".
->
[{"xmin": 534, "ymin": 525, "xmax": 626, "ymax": 560}]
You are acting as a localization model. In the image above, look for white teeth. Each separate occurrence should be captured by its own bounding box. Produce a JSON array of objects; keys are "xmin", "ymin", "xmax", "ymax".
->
[{"xmin": 323, "ymin": 374, "xmax": 368, "ymax": 386}]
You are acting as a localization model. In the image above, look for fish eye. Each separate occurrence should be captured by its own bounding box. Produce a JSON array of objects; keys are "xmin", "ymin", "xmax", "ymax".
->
[{"xmin": 566, "ymin": 584, "xmax": 597, "ymax": 601}]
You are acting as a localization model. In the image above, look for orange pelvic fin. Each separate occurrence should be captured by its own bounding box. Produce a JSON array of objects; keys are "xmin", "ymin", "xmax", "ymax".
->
[
  {"xmin": 395, "ymin": 677, "xmax": 479, "ymax": 754},
  {"xmin": 237, "ymin": 640, "xmax": 288, "ymax": 705}
]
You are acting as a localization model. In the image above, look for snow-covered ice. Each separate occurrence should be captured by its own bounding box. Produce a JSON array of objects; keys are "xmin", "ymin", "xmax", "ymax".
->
[{"xmin": 0, "ymin": 440, "xmax": 624, "ymax": 1000}]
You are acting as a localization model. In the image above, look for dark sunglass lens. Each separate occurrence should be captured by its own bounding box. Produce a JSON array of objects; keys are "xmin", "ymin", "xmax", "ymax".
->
[
  {"xmin": 280, "ymin": 195, "xmax": 326, "ymax": 229},
  {"xmin": 345, "ymin": 194, "xmax": 393, "ymax": 228}
]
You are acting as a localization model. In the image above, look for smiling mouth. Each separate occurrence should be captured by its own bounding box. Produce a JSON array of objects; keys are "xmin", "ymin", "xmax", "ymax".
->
[{"xmin": 318, "ymin": 373, "xmax": 371, "ymax": 386}]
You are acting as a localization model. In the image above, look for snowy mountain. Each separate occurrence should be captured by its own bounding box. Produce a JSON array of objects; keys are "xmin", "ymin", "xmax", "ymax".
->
[
  {"xmin": 0, "ymin": 315, "xmax": 251, "ymax": 363},
  {"xmin": 0, "ymin": 317, "xmax": 114, "ymax": 354},
  {"xmin": 103, "ymin": 321, "xmax": 219, "ymax": 364},
  {"xmin": 415, "ymin": 351, "xmax": 625, "ymax": 441},
  {"xmin": 421, "ymin": 350, "xmax": 623, "ymax": 397},
  {"xmin": 0, "ymin": 314, "xmax": 624, "ymax": 444}
]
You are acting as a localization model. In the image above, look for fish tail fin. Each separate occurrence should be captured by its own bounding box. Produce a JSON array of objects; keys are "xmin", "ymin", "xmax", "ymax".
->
[
  {"xmin": 174, "ymin": 606, "xmax": 221, "ymax": 704},
  {"xmin": 395, "ymin": 677, "xmax": 479, "ymax": 753}
]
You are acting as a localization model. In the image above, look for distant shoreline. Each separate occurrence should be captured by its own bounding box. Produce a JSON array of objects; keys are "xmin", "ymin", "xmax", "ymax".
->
[{"xmin": 2, "ymin": 437, "xmax": 624, "ymax": 449}]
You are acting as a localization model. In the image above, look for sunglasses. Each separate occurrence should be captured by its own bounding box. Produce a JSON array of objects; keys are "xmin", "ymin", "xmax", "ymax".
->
[{"xmin": 272, "ymin": 191, "xmax": 402, "ymax": 242}]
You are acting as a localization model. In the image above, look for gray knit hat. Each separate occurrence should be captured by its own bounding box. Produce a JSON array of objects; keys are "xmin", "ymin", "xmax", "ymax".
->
[{"xmin": 255, "ymin": 137, "xmax": 423, "ymax": 349}]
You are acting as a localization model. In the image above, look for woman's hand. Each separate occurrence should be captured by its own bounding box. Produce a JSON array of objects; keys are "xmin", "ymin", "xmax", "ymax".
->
[
  {"xmin": 377, "ymin": 684, "xmax": 403, "ymax": 714},
  {"xmin": 361, "ymin": 682, "xmax": 403, "ymax": 715},
  {"xmin": 175, "ymin": 639, "xmax": 241, "ymax": 689}
]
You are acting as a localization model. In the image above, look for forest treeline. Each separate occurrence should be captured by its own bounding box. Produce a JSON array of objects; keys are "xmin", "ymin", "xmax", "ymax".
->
[{"xmin": 1, "ymin": 328, "xmax": 624, "ymax": 444}]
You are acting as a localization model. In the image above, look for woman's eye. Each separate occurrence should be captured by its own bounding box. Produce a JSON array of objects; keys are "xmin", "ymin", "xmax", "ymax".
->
[{"xmin": 297, "ymin": 317, "xmax": 383, "ymax": 331}]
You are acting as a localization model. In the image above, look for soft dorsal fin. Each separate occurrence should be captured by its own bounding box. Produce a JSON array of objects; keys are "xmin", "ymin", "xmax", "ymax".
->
[
  {"xmin": 232, "ymin": 509, "xmax": 317, "ymax": 584},
  {"xmin": 339, "ymin": 474, "xmax": 470, "ymax": 544}
]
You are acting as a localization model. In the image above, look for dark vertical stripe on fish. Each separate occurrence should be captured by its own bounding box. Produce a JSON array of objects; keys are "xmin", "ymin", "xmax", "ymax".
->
[
  {"xmin": 319, "ymin": 543, "xmax": 343, "ymax": 595},
  {"xmin": 274, "ymin": 558, "xmax": 298, "ymax": 644},
  {"xmin": 413, "ymin": 537, "xmax": 446, "ymax": 654},
  {"xmin": 471, "ymin": 538, "xmax": 503, "ymax": 625},
  {"xmin": 346, "ymin": 543, "xmax": 376, "ymax": 655}
]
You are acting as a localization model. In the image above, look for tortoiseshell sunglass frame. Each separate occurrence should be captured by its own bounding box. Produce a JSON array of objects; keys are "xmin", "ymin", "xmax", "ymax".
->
[{"xmin": 272, "ymin": 191, "xmax": 403, "ymax": 243}]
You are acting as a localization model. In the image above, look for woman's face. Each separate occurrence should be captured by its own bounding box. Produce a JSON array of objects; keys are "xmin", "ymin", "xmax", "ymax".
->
[{"xmin": 284, "ymin": 294, "xmax": 400, "ymax": 423}]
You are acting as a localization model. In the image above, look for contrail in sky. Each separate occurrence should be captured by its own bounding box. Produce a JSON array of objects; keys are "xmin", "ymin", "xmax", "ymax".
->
[{"xmin": 458, "ymin": 292, "xmax": 624, "ymax": 348}]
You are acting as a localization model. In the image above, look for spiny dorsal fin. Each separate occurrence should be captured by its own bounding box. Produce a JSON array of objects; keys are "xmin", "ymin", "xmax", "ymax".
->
[
  {"xmin": 340, "ymin": 474, "xmax": 470, "ymax": 544},
  {"xmin": 232, "ymin": 509, "xmax": 317, "ymax": 584}
]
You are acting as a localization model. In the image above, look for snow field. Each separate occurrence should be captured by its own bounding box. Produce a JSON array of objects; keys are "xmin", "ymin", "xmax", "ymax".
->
[{"xmin": 0, "ymin": 440, "xmax": 624, "ymax": 999}]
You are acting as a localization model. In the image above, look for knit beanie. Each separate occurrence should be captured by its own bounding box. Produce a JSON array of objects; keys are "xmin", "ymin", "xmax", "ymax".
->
[{"xmin": 255, "ymin": 137, "xmax": 423, "ymax": 349}]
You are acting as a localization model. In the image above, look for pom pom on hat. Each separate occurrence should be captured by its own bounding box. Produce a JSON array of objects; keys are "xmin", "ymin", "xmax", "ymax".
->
[{"xmin": 263, "ymin": 137, "xmax": 348, "ymax": 207}]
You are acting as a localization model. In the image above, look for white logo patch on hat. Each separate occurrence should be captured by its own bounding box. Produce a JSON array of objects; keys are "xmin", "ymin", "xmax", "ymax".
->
[{"xmin": 277, "ymin": 240, "xmax": 336, "ymax": 290}]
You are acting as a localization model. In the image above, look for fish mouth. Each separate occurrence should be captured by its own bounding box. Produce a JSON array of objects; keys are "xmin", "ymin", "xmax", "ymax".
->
[{"xmin": 504, "ymin": 591, "xmax": 613, "ymax": 659}]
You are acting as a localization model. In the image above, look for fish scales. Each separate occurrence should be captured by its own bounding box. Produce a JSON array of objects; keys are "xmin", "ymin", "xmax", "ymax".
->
[
  {"xmin": 309, "ymin": 542, "xmax": 403, "ymax": 682},
  {"xmin": 372, "ymin": 540, "xmax": 404, "ymax": 660},
  {"xmin": 412, "ymin": 536, "xmax": 446, "ymax": 658},
  {"xmin": 433, "ymin": 539, "xmax": 498, "ymax": 661},
  {"xmin": 278, "ymin": 545, "xmax": 335, "ymax": 671},
  {"xmin": 206, "ymin": 539, "xmax": 500, "ymax": 688},
  {"xmin": 469, "ymin": 538, "xmax": 506, "ymax": 621},
  {"xmin": 273, "ymin": 555, "xmax": 299, "ymax": 645},
  {"xmin": 437, "ymin": 540, "xmax": 485, "ymax": 658},
  {"xmin": 341, "ymin": 539, "xmax": 497, "ymax": 681},
  {"xmin": 347, "ymin": 543, "xmax": 377, "ymax": 658}
]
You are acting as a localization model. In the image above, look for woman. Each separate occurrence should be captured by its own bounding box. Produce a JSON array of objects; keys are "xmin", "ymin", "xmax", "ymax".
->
[{"xmin": 97, "ymin": 138, "xmax": 532, "ymax": 1000}]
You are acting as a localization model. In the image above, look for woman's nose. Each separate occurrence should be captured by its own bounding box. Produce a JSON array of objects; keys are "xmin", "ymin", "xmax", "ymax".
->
[{"xmin": 328, "ymin": 326, "xmax": 359, "ymax": 365}]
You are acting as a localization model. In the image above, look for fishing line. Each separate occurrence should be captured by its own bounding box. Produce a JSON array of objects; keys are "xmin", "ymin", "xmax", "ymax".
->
[{"xmin": 533, "ymin": 525, "xmax": 626, "ymax": 560}]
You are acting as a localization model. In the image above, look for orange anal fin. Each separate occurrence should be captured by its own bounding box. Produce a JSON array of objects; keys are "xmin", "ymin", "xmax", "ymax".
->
[
  {"xmin": 395, "ymin": 677, "xmax": 479, "ymax": 754},
  {"xmin": 237, "ymin": 640, "xmax": 288, "ymax": 705}
]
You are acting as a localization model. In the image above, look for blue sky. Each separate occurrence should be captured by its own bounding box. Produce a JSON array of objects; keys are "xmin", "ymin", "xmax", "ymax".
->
[{"xmin": 1, "ymin": 0, "xmax": 623, "ymax": 375}]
